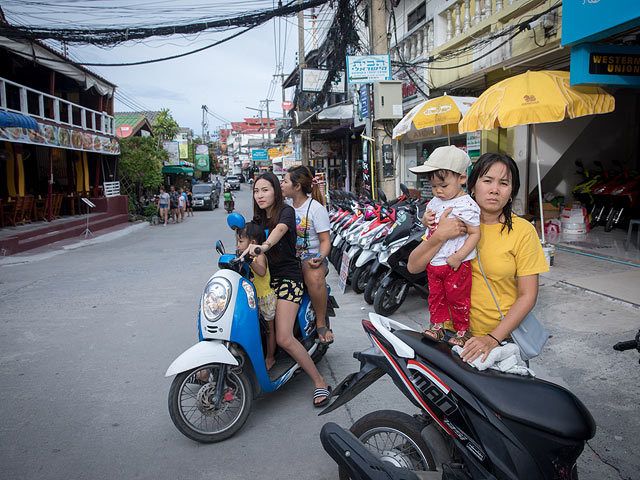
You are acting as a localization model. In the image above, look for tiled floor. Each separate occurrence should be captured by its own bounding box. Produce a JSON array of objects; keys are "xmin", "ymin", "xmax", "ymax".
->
[
  {"xmin": 546, "ymin": 224, "xmax": 640, "ymax": 265},
  {"xmin": 0, "ymin": 213, "xmax": 102, "ymax": 239}
]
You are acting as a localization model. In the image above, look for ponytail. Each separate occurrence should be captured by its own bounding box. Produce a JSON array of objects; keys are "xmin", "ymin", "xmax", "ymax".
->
[{"xmin": 288, "ymin": 165, "xmax": 325, "ymax": 206}]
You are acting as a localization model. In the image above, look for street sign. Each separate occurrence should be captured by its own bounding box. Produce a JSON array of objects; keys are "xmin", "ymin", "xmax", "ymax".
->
[
  {"xmin": 251, "ymin": 149, "xmax": 268, "ymax": 161},
  {"xmin": 268, "ymin": 147, "xmax": 281, "ymax": 158},
  {"xmin": 282, "ymin": 100, "xmax": 294, "ymax": 111},
  {"xmin": 359, "ymin": 84, "xmax": 369, "ymax": 118},
  {"xmin": 116, "ymin": 124, "xmax": 133, "ymax": 138},
  {"xmin": 347, "ymin": 55, "xmax": 391, "ymax": 84}
]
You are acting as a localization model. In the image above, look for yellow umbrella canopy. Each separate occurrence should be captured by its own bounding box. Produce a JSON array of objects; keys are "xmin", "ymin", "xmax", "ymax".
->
[
  {"xmin": 392, "ymin": 95, "xmax": 477, "ymax": 140},
  {"xmin": 457, "ymin": 70, "xmax": 615, "ymax": 244},
  {"xmin": 458, "ymin": 70, "xmax": 614, "ymax": 133}
]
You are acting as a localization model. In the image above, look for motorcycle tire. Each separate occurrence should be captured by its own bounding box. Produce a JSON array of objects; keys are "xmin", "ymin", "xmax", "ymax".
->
[
  {"xmin": 364, "ymin": 269, "xmax": 385, "ymax": 305},
  {"xmin": 373, "ymin": 277, "xmax": 409, "ymax": 316},
  {"xmin": 168, "ymin": 363, "xmax": 253, "ymax": 443},
  {"xmin": 339, "ymin": 410, "xmax": 450, "ymax": 480},
  {"xmin": 351, "ymin": 263, "xmax": 372, "ymax": 294}
]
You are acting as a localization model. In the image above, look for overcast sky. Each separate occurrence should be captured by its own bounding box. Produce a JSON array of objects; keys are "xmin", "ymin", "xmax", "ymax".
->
[{"xmin": 1, "ymin": 0, "xmax": 331, "ymax": 134}]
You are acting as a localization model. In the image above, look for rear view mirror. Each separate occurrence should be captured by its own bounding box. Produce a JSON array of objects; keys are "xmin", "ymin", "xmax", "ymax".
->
[
  {"xmin": 400, "ymin": 183, "xmax": 410, "ymax": 197},
  {"xmin": 216, "ymin": 241, "xmax": 225, "ymax": 255},
  {"xmin": 227, "ymin": 213, "xmax": 245, "ymax": 231},
  {"xmin": 377, "ymin": 188, "xmax": 388, "ymax": 204}
]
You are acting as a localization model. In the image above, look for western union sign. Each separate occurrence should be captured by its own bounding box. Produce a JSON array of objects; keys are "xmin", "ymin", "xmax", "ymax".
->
[{"xmin": 590, "ymin": 53, "xmax": 640, "ymax": 75}]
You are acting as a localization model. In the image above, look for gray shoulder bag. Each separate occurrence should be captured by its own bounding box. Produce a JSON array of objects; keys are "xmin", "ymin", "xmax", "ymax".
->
[{"xmin": 475, "ymin": 248, "xmax": 549, "ymax": 361}]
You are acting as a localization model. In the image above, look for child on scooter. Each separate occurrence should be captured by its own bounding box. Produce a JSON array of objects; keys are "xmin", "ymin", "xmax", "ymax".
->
[
  {"xmin": 407, "ymin": 146, "xmax": 481, "ymax": 348},
  {"xmin": 237, "ymin": 222, "xmax": 277, "ymax": 370}
]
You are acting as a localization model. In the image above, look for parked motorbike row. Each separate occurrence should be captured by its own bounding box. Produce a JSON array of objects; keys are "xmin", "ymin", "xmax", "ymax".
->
[
  {"xmin": 327, "ymin": 186, "xmax": 429, "ymax": 316},
  {"xmin": 572, "ymin": 159, "xmax": 640, "ymax": 232}
]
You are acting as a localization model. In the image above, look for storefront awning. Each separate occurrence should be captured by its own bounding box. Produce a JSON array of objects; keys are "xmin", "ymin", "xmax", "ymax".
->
[
  {"xmin": 162, "ymin": 166, "xmax": 194, "ymax": 175},
  {"xmin": 294, "ymin": 101, "xmax": 353, "ymax": 130},
  {"xmin": 0, "ymin": 110, "xmax": 38, "ymax": 129}
]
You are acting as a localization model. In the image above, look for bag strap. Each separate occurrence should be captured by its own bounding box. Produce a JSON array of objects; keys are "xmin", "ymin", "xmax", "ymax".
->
[
  {"xmin": 475, "ymin": 247, "xmax": 504, "ymax": 320},
  {"xmin": 301, "ymin": 197, "xmax": 313, "ymax": 251}
]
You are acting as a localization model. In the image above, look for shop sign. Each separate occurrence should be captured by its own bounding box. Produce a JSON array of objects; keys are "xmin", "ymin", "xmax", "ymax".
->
[
  {"xmin": 0, "ymin": 124, "xmax": 120, "ymax": 155},
  {"xmin": 362, "ymin": 139, "xmax": 374, "ymax": 199},
  {"xmin": 562, "ymin": 0, "xmax": 640, "ymax": 47},
  {"xmin": 347, "ymin": 55, "xmax": 391, "ymax": 84},
  {"xmin": 570, "ymin": 43, "xmax": 640, "ymax": 86},
  {"xmin": 311, "ymin": 140, "xmax": 342, "ymax": 158},
  {"xmin": 268, "ymin": 147, "xmax": 282, "ymax": 158},
  {"xmin": 163, "ymin": 142, "xmax": 179, "ymax": 165},
  {"xmin": 195, "ymin": 144, "xmax": 210, "ymax": 171},
  {"xmin": 301, "ymin": 69, "xmax": 346, "ymax": 93},
  {"xmin": 359, "ymin": 85, "xmax": 369, "ymax": 118},
  {"xmin": 251, "ymin": 149, "xmax": 268, "ymax": 161},
  {"xmin": 178, "ymin": 142, "xmax": 189, "ymax": 159}
]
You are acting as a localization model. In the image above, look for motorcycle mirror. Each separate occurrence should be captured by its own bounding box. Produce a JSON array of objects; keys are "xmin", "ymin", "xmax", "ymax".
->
[
  {"xmin": 216, "ymin": 240, "xmax": 225, "ymax": 255},
  {"xmin": 227, "ymin": 212, "xmax": 245, "ymax": 231},
  {"xmin": 400, "ymin": 183, "xmax": 410, "ymax": 197},
  {"xmin": 377, "ymin": 188, "xmax": 388, "ymax": 204},
  {"xmin": 363, "ymin": 189, "xmax": 372, "ymax": 200}
]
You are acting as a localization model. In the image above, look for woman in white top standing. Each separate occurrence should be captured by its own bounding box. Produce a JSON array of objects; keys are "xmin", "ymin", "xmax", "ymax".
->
[{"xmin": 281, "ymin": 166, "xmax": 334, "ymax": 344}]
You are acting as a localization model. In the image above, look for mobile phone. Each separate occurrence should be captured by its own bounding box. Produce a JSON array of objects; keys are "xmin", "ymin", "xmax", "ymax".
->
[{"xmin": 313, "ymin": 253, "xmax": 323, "ymax": 259}]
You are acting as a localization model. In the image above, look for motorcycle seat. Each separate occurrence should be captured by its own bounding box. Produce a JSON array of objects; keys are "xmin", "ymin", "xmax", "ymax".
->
[{"xmin": 395, "ymin": 330, "xmax": 596, "ymax": 441}]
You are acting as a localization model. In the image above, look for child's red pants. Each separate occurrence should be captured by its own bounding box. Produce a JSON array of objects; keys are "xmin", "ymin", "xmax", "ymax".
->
[{"xmin": 426, "ymin": 260, "xmax": 471, "ymax": 332}]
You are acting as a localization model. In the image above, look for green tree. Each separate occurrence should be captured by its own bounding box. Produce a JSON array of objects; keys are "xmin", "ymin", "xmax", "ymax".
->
[
  {"xmin": 152, "ymin": 108, "xmax": 180, "ymax": 145},
  {"xmin": 119, "ymin": 136, "xmax": 166, "ymax": 213}
]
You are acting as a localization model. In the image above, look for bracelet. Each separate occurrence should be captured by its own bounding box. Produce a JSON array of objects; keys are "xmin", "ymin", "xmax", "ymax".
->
[{"xmin": 487, "ymin": 333, "xmax": 502, "ymax": 345}]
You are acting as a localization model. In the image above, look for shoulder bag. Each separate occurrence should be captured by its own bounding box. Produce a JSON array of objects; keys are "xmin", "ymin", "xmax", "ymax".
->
[{"xmin": 475, "ymin": 248, "xmax": 548, "ymax": 361}]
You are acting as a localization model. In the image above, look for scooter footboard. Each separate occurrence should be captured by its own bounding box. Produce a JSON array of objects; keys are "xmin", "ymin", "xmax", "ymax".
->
[{"xmin": 165, "ymin": 341, "xmax": 238, "ymax": 377}]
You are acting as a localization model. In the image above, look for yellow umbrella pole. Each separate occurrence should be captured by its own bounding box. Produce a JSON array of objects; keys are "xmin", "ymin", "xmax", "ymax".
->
[{"xmin": 533, "ymin": 124, "xmax": 545, "ymax": 244}]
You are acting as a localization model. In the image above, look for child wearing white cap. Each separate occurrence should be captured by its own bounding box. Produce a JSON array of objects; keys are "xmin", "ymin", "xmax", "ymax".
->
[{"xmin": 409, "ymin": 146, "xmax": 481, "ymax": 347}]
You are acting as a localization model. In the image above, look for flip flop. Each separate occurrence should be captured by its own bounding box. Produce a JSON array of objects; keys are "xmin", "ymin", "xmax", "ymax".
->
[
  {"xmin": 313, "ymin": 386, "xmax": 332, "ymax": 408},
  {"xmin": 317, "ymin": 326, "xmax": 334, "ymax": 345}
]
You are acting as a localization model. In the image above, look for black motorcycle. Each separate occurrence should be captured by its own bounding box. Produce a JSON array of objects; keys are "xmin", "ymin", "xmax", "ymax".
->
[{"xmin": 320, "ymin": 313, "xmax": 596, "ymax": 479}]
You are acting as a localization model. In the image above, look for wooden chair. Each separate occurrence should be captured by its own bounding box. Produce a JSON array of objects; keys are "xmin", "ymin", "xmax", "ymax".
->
[
  {"xmin": 52, "ymin": 194, "xmax": 63, "ymax": 220},
  {"xmin": 21, "ymin": 195, "xmax": 34, "ymax": 224},
  {"xmin": 35, "ymin": 195, "xmax": 50, "ymax": 221},
  {"xmin": 2, "ymin": 196, "xmax": 25, "ymax": 227}
]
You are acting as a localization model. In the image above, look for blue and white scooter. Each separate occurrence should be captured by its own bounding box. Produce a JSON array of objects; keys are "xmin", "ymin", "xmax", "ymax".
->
[{"xmin": 166, "ymin": 213, "xmax": 338, "ymax": 443}]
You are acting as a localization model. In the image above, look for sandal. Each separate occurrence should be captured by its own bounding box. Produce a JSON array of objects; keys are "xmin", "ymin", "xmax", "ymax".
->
[
  {"xmin": 447, "ymin": 330, "xmax": 473, "ymax": 348},
  {"xmin": 317, "ymin": 326, "xmax": 334, "ymax": 345},
  {"xmin": 422, "ymin": 326, "xmax": 446, "ymax": 342},
  {"xmin": 313, "ymin": 386, "xmax": 332, "ymax": 408}
]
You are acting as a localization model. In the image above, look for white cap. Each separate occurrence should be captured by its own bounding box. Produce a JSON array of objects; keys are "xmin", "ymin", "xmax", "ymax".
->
[{"xmin": 409, "ymin": 145, "xmax": 470, "ymax": 175}]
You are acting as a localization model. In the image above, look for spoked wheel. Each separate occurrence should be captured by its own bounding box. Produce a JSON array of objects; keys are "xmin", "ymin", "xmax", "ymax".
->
[
  {"xmin": 338, "ymin": 410, "xmax": 450, "ymax": 479},
  {"xmin": 373, "ymin": 277, "xmax": 409, "ymax": 316},
  {"xmin": 351, "ymin": 263, "xmax": 372, "ymax": 294},
  {"xmin": 168, "ymin": 363, "xmax": 252, "ymax": 443}
]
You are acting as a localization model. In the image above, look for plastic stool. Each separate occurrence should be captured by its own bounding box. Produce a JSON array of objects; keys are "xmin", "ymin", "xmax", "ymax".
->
[{"xmin": 625, "ymin": 219, "xmax": 640, "ymax": 250}]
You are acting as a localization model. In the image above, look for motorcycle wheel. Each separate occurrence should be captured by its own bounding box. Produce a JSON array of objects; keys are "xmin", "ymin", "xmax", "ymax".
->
[
  {"xmin": 168, "ymin": 363, "xmax": 253, "ymax": 443},
  {"xmin": 351, "ymin": 263, "xmax": 372, "ymax": 294},
  {"xmin": 339, "ymin": 410, "xmax": 449, "ymax": 480},
  {"xmin": 373, "ymin": 277, "xmax": 409, "ymax": 316},
  {"xmin": 364, "ymin": 269, "xmax": 384, "ymax": 305}
]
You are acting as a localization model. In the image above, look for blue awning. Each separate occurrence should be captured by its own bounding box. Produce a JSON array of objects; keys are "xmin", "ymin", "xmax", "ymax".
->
[{"xmin": 0, "ymin": 111, "xmax": 39, "ymax": 130}]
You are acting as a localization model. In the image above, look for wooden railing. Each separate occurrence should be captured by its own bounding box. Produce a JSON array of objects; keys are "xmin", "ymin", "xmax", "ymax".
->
[{"xmin": 0, "ymin": 76, "xmax": 115, "ymax": 135}]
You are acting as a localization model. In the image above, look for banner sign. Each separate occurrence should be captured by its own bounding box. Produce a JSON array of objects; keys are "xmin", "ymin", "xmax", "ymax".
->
[
  {"xmin": 362, "ymin": 139, "xmax": 374, "ymax": 199},
  {"xmin": 0, "ymin": 124, "xmax": 120, "ymax": 155},
  {"xmin": 195, "ymin": 144, "xmax": 210, "ymax": 171},
  {"xmin": 301, "ymin": 68, "xmax": 346, "ymax": 93},
  {"xmin": 178, "ymin": 142, "xmax": 189, "ymax": 159},
  {"xmin": 359, "ymin": 84, "xmax": 369, "ymax": 118},
  {"xmin": 570, "ymin": 43, "xmax": 640, "ymax": 86},
  {"xmin": 251, "ymin": 149, "xmax": 268, "ymax": 161},
  {"xmin": 163, "ymin": 141, "xmax": 179, "ymax": 165},
  {"xmin": 562, "ymin": 0, "xmax": 640, "ymax": 47},
  {"xmin": 347, "ymin": 55, "xmax": 391, "ymax": 84}
]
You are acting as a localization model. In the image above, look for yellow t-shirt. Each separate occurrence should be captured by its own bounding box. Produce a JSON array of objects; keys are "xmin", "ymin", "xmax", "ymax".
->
[
  {"xmin": 250, "ymin": 259, "xmax": 274, "ymax": 299},
  {"xmin": 465, "ymin": 216, "xmax": 548, "ymax": 337}
]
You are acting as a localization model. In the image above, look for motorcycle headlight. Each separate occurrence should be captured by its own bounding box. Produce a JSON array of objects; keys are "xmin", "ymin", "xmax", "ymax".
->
[
  {"xmin": 203, "ymin": 278, "xmax": 231, "ymax": 322},
  {"xmin": 242, "ymin": 280, "xmax": 256, "ymax": 310}
]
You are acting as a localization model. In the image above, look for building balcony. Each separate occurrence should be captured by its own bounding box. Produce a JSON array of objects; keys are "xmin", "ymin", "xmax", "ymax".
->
[{"xmin": 0, "ymin": 76, "xmax": 115, "ymax": 136}]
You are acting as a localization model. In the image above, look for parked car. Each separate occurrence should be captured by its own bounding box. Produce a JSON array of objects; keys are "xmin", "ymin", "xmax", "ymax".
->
[
  {"xmin": 226, "ymin": 175, "xmax": 241, "ymax": 191},
  {"xmin": 191, "ymin": 183, "xmax": 219, "ymax": 210}
]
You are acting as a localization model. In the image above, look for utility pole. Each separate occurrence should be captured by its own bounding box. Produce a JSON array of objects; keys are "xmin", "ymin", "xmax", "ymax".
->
[
  {"xmin": 370, "ymin": 0, "xmax": 393, "ymax": 198},
  {"xmin": 262, "ymin": 99, "xmax": 273, "ymax": 147},
  {"xmin": 246, "ymin": 106, "xmax": 265, "ymax": 147},
  {"xmin": 201, "ymin": 105, "xmax": 207, "ymax": 142},
  {"xmin": 297, "ymin": 0, "xmax": 305, "ymax": 69}
]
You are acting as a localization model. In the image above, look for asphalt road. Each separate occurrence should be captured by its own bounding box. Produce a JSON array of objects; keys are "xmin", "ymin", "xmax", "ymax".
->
[{"xmin": 0, "ymin": 183, "xmax": 638, "ymax": 480}]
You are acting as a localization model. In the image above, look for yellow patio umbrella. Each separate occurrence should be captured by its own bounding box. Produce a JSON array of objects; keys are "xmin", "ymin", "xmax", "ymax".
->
[
  {"xmin": 458, "ymin": 70, "xmax": 615, "ymax": 243},
  {"xmin": 393, "ymin": 95, "xmax": 477, "ymax": 144}
]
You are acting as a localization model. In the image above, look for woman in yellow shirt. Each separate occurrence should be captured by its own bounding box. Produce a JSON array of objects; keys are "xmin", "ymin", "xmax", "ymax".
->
[{"xmin": 408, "ymin": 153, "xmax": 548, "ymax": 364}]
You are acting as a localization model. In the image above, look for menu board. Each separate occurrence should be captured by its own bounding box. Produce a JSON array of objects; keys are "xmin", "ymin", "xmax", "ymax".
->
[{"xmin": 0, "ymin": 124, "xmax": 120, "ymax": 155}]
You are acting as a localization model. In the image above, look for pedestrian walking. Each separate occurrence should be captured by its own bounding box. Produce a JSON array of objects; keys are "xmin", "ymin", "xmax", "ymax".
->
[
  {"xmin": 169, "ymin": 185, "xmax": 179, "ymax": 223},
  {"xmin": 157, "ymin": 186, "xmax": 170, "ymax": 226},
  {"xmin": 178, "ymin": 187, "xmax": 187, "ymax": 222},
  {"xmin": 186, "ymin": 188, "xmax": 194, "ymax": 217}
]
